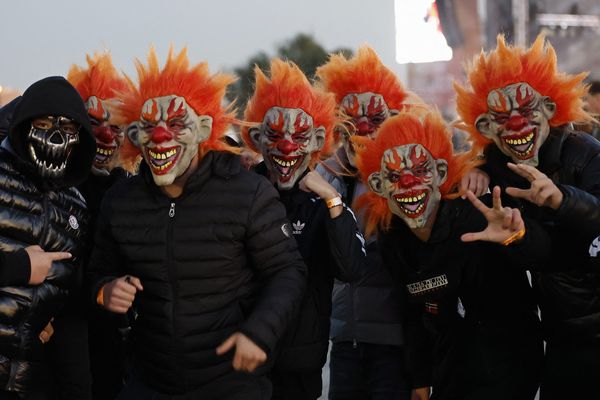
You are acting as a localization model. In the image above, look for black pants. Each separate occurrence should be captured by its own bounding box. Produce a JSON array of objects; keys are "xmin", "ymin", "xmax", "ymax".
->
[
  {"xmin": 116, "ymin": 371, "xmax": 271, "ymax": 400},
  {"xmin": 89, "ymin": 311, "xmax": 129, "ymax": 400},
  {"xmin": 540, "ymin": 339, "xmax": 600, "ymax": 400},
  {"xmin": 328, "ymin": 342, "xmax": 409, "ymax": 400},
  {"xmin": 271, "ymin": 368, "xmax": 323, "ymax": 400}
]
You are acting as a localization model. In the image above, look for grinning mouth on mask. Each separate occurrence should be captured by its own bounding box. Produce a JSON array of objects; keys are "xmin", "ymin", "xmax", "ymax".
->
[
  {"xmin": 95, "ymin": 143, "xmax": 117, "ymax": 165},
  {"xmin": 270, "ymin": 154, "xmax": 303, "ymax": 182},
  {"xmin": 28, "ymin": 140, "xmax": 69, "ymax": 177},
  {"xmin": 27, "ymin": 118, "xmax": 79, "ymax": 178},
  {"xmin": 145, "ymin": 145, "xmax": 181, "ymax": 175},
  {"xmin": 500, "ymin": 127, "xmax": 537, "ymax": 159},
  {"xmin": 393, "ymin": 189, "xmax": 429, "ymax": 218}
]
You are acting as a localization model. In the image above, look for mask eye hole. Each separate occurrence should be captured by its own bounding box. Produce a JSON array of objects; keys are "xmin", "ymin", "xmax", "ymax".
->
[{"xmin": 32, "ymin": 118, "xmax": 53, "ymax": 130}]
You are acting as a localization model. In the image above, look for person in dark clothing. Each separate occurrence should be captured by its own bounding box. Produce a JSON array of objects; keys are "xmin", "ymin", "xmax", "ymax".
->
[
  {"xmin": 242, "ymin": 59, "xmax": 367, "ymax": 400},
  {"xmin": 354, "ymin": 111, "xmax": 547, "ymax": 400},
  {"xmin": 68, "ymin": 52, "xmax": 134, "ymax": 400},
  {"xmin": 454, "ymin": 34, "xmax": 600, "ymax": 400},
  {"xmin": 315, "ymin": 46, "xmax": 416, "ymax": 400},
  {"xmin": 87, "ymin": 49, "xmax": 306, "ymax": 400},
  {"xmin": 0, "ymin": 96, "xmax": 22, "ymax": 142},
  {"xmin": 0, "ymin": 76, "xmax": 96, "ymax": 399}
]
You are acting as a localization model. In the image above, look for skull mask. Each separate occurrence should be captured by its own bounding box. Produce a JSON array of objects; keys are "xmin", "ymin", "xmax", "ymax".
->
[{"xmin": 27, "ymin": 115, "xmax": 80, "ymax": 178}]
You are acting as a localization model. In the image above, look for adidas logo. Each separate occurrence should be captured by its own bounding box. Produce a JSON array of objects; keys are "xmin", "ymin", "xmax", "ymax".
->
[{"xmin": 292, "ymin": 220, "xmax": 305, "ymax": 235}]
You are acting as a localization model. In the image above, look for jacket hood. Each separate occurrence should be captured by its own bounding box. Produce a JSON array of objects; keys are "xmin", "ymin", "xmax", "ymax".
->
[{"xmin": 8, "ymin": 76, "xmax": 95, "ymax": 187}]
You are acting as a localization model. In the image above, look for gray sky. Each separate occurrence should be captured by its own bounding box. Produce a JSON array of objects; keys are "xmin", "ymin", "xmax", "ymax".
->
[{"xmin": 1, "ymin": 0, "xmax": 401, "ymax": 91}]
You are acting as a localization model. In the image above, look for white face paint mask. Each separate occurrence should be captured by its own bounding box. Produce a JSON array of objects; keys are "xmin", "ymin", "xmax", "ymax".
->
[
  {"xmin": 127, "ymin": 95, "xmax": 212, "ymax": 186},
  {"xmin": 368, "ymin": 144, "xmax": 448, "ymax": 229},
  {"xmin": 339, "ymin": 92, "xmax": 397, "ymax": 167},
  {"xmin": 475, "ymin": 83, "xmax": 556, "ymax": 166},
  {"xmin": 249, "ymin": 106, "xmax": 325, "ymax": 190},
  {"xmin": 86, "ymin": 96, "xmax": 124, "ymax": 175}
]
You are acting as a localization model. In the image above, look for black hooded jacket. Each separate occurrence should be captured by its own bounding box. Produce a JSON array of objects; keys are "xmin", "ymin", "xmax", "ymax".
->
[
  {"xmin": 484, "ymin": 127, "xmax": 600, "ymax": 342},
  {"xmin": 0, "ymin": 76, "xmax": 94, "ymax": 396}
]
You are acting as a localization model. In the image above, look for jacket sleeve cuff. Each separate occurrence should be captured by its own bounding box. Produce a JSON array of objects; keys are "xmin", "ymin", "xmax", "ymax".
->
[
  {"xmin": 1, "ymin": 249, "xmax": 31, "ymax": 286},
  {"xmin": 238, "ymin": 325, "xmax": 272, "ymax": 356}
]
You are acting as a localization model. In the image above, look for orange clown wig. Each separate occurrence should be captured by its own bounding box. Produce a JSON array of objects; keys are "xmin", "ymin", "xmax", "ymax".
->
[
  {"xmin": 316, "ymin": 46, "xmax": 413, "ymax": 111},
  {"xmin": 119, "ymin": 47, "xmax": 237, "ymax": 163},
  {"xmin": 242, "ymin": 59, "xmax": 337, "ymax": 166},
  {"xmin": 454, "ymin": 34, "xmax": 592, "ymax": 149},
  {"xmin": 68, "ymin": 52, "xmax": 129, "ymax": 104},
  {"xmin": 354, "ymin": 111, "xmax": 480, "ymax": 237}
]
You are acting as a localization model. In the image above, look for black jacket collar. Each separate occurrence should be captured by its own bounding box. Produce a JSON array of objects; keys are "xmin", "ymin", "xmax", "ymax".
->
[{"xmin": 140, "ymin": 151, "xmax": 242, "ymax": 198}]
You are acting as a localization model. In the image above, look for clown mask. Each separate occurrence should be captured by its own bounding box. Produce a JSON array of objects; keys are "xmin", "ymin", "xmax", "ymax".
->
[
  {"xmin": 128, "ymin": 95, "xmax": 212, "ymax": 186},
  {"xmin": 27, "ymin": 115, "xmax": 80, "ymax": 179},
  {"xmin": 340, "ymin": 92, "xmax": 398, "ymax": 167},
  {"xmin": 368, "ymin": 144, "xmax": 447, "ymax": 229},
  {"xmin": 86, "ymin": 96, "xmax": 124, "ymax": 175},
  {"xmin": 250, "ymin": 107, "xmax": 325, "ymax": 190},
  {"xmin": 475, "ymin": 83, "xmax": 556, "ymax": 166}
]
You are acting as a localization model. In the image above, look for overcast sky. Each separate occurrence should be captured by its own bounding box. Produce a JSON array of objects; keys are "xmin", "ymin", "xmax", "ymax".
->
[{"xmin": 1, "ymin": 0, "xmax": 402, "ymax": 91}]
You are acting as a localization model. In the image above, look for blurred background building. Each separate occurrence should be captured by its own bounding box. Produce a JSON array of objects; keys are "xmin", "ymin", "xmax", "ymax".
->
[{"xmin": 400, "ymin": 0, "xmax": 600, "ymax": 118}]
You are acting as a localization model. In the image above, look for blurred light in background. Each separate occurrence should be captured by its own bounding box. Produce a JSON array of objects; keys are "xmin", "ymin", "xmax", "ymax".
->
[{"xmin": 394, "ymin": 0, "xmax": 453, "ymax": 63}]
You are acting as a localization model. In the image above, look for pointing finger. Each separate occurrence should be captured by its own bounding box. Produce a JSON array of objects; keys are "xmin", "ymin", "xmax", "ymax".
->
[
  {"xmin": 507, "ymin": 162, "xmax": 535, "ymax": 182},
  {"xmin": 48, "ymin": 252, "xmax": 72, "ymax": 261},
  {"xmin": 505, "ymin": 187, "xmax": 531, "ymax": 200},
  {"xmin": 492, "ymin": 186, "xmax": 503, "ymax": 210},
  {"xmin": 216, "ymin": 335, "xmax": 236, "ymax": 355},
  {"xmin": 466, "ymin": 190, "xmax": 490, "ymax": 215}
]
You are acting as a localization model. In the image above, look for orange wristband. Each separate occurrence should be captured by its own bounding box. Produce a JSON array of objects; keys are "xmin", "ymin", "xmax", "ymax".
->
[
  {"xmin": 326, "ymin": 196, "xmax": 343, "ymax": 209},
  {"xmin": 96, "ymin": 286, "xmax": 105, "ymax": 306},
  {"xmin": 502, "ymin": 228, "xmax": 526, "ymax": 246}
]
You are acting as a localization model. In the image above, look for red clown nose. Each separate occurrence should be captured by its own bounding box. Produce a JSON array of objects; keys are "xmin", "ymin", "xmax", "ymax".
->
[
  {"xmin": 95, "ymin": 126, "xmax": 114, "ymax": 144},
  {"xmin": 151, "ymin": 126, "xmax": 173, "ymax": 144},
  {"xmin": 277, "ymin": 140, "xmax": 299, "ymax": 154},
  {"xmin": 399, "ymin": 173, "xmax": 420, "ymax": 188},
  {"xmin": 505, "ymin": 114, "xmax": 528, "ymax": 131}
]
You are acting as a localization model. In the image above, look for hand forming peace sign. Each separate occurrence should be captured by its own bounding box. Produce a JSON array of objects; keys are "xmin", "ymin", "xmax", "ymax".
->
[
  {"xmin": 461, "ymin": 186, "xmax": 525, "ymax": 244},
  {"xmin": 505, "ymin": 163, "xmax": 564, "ymax": 210}
]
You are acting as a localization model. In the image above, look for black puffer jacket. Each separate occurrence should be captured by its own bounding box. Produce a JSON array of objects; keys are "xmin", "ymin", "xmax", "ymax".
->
[
  {"xmin": 0, "ymin": 77, "xmax": 95, "ymax": 394},
  {"xmin": 88, "ymin": 152, "xmax": 307, "ymax": 395},
  {"xmin": 484, "ymin": 127, "xmax": 600, "ymax": 342}
]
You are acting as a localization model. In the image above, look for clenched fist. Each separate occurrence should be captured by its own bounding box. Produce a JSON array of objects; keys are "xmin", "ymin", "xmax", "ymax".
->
[{"xmin": 100, "ymin": 275, "xmax": 143, "ymax": 314}]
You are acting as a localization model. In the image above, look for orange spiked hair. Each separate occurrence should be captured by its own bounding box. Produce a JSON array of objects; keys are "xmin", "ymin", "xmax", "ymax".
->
[
  {"xmin": 68, "ymin": 52, "xmax": 129, "ymax": 103},
  {"xmin": 454, "ymin": 34, "xmax": 592, "ymax": 149},
  {"xmin": 119, "ymin": 47, "xmax": 237, "ymax": 163},
  {"xmin": 316, "ymin": 46, "xmax": 412, "ymax": 111},
  {"xmin": 242, "ymin": 59, "xmax": 337, "ymax": 166},
  {"xmin": 354, "ymin": 111, "xmax": 481, "ymax": 237}
]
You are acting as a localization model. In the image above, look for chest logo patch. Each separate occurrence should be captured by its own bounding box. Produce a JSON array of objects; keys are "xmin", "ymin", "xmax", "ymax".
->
[
  {"xmin": 407, "ymin": 274, "xmax": 448, "ymax": 295},
  {"xmin": 292, "ymin": 220, "xmax": 305, "ymax": 235},
  {"xmin": 68, "ymin": 215, "xmax": 79, "ymax": 230},
  {"xmin": 281, "ymin": 223, "xmax": 292, "ymax": 238},
  {"xmin": 589, "ymin": 236, "xmax": 600, "ymax": 257}
]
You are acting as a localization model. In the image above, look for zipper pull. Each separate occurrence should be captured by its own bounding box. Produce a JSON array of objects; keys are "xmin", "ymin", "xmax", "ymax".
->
[
  {"xmin": 352, "ymin": 339, "xmax": 358, "ymax": 349},
  {"xmin": 169, "ymin": 202, "xmax": 176, "ymax": 218}
]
